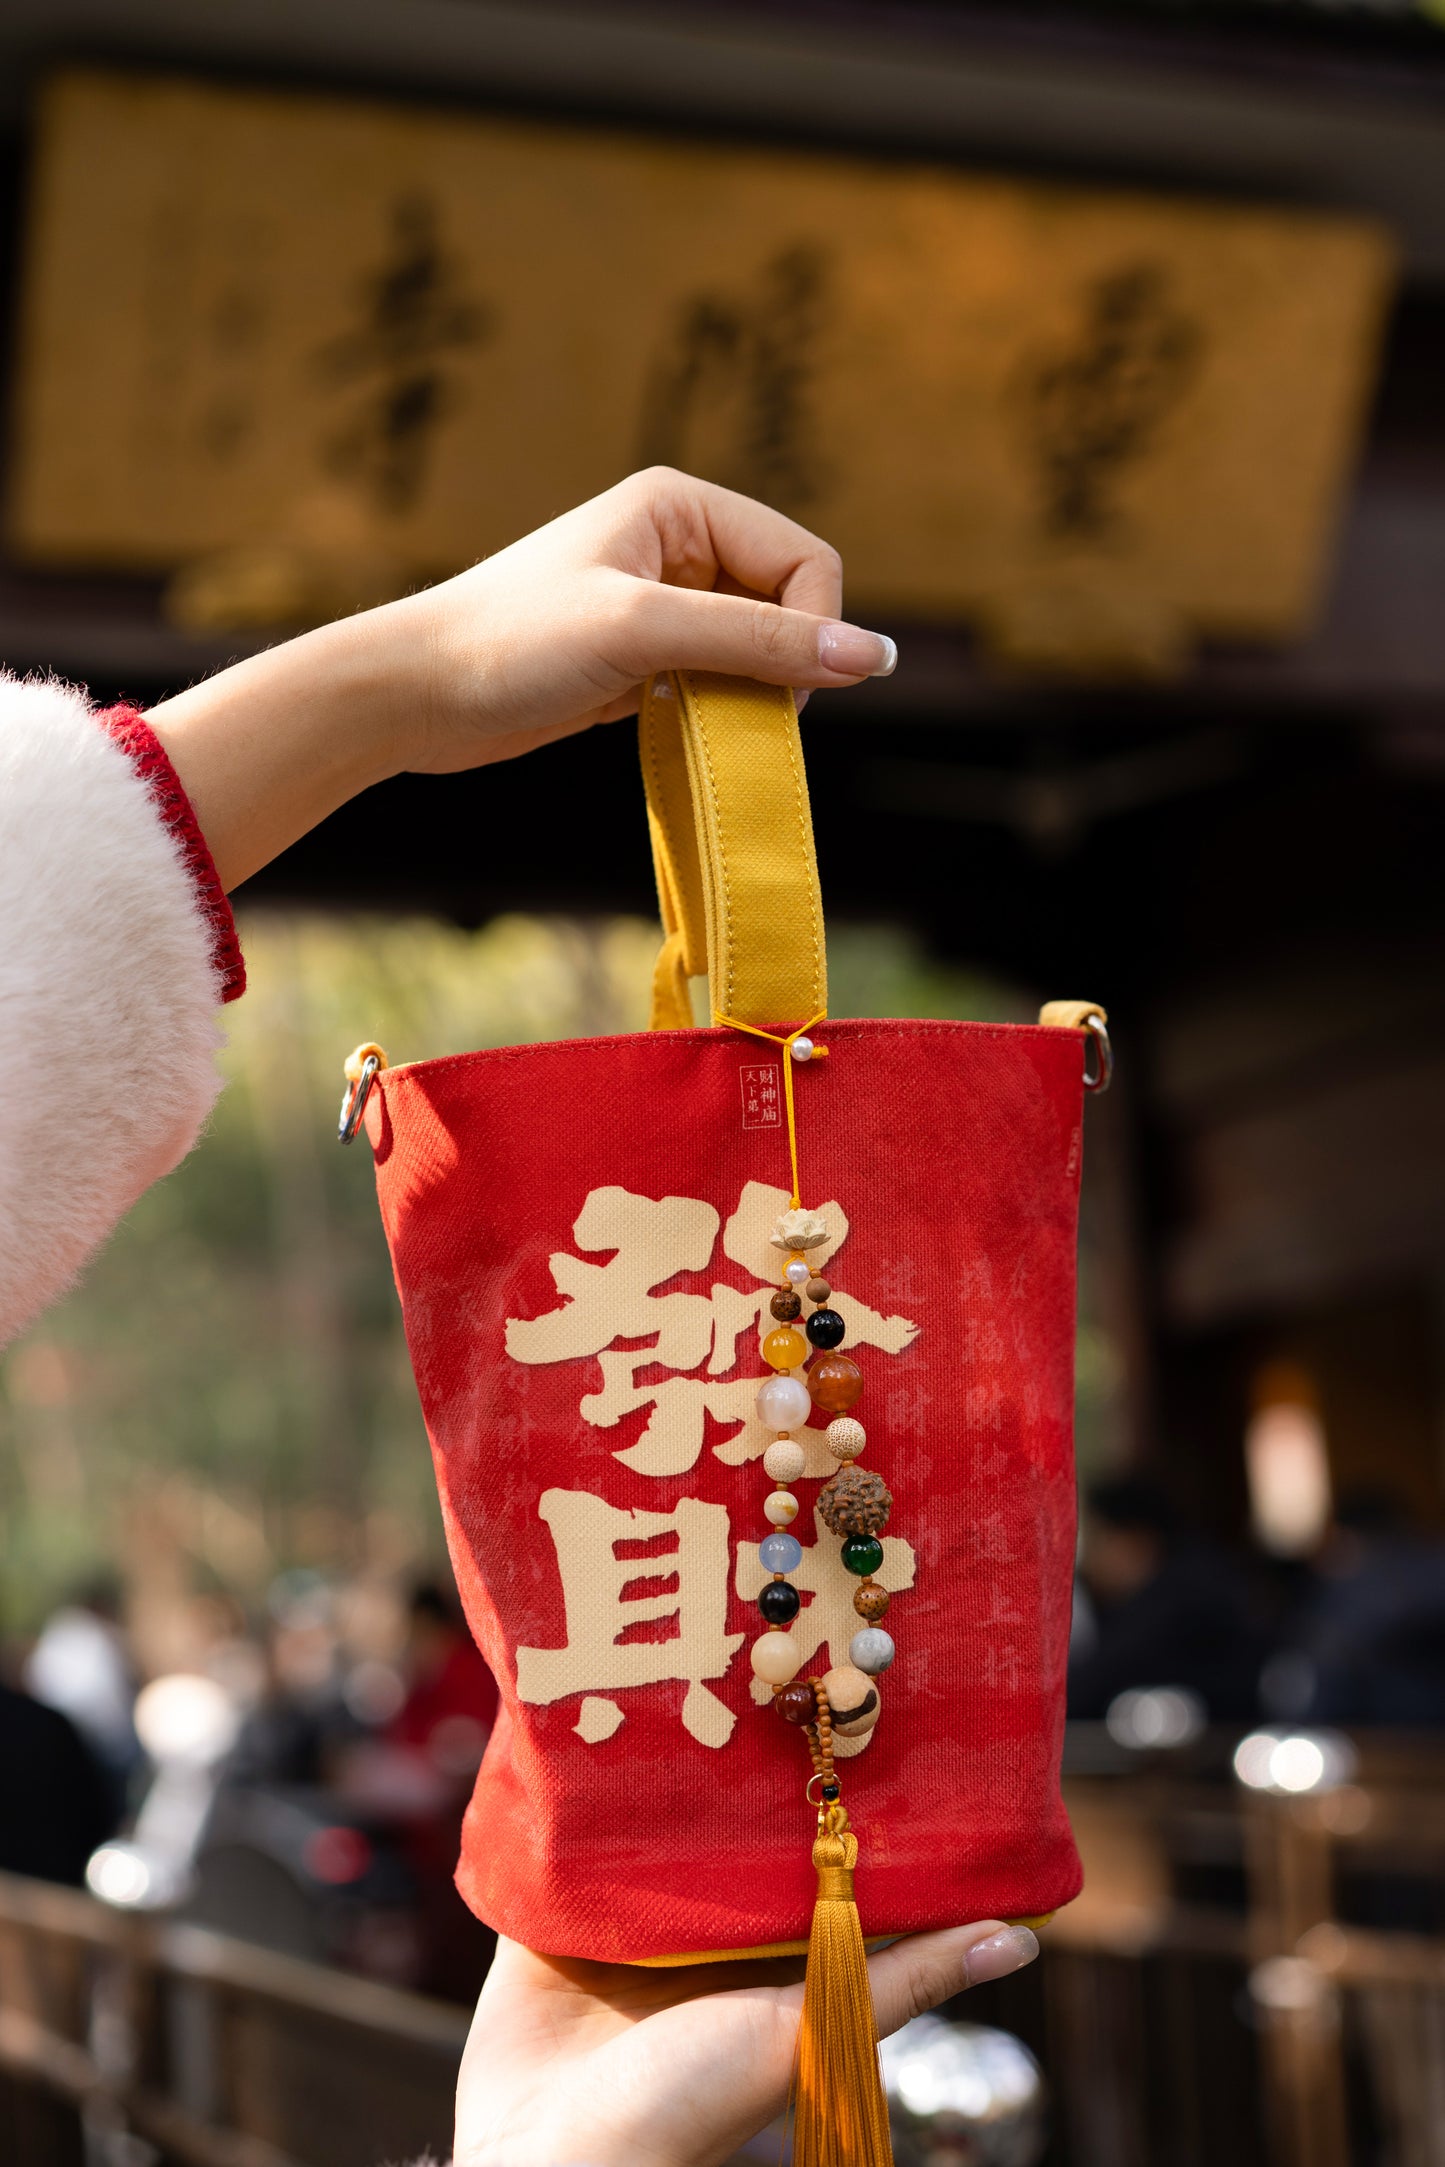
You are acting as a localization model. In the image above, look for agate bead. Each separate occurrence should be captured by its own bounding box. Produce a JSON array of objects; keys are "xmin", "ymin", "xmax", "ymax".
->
[
  {"xmin": 806, "ymin": 1307, "xmax": 846, "ymax": 1351},
  {"xmin": 751, "ymin": 1632, "xmax": 802, "ymax": 1685},
  {"xmin": 770, "ymin": 1289, "xmax": 802, "ymax": 1322},
  {"xmin": 808, "ymin": 1353, "xmax": 863, "ymax": 1412},
  {"xmin": 759, "ymin": 1580, "xmax": 801, "ymax": 1625},
  {"xmin": 842, "ymin": 1534, "xmax": 884, "ymax": 1577},
  {"xmin": 763, "ymin": 1438, "xmax": 806, "ymax": 1484},
  {"xmin": 756, "ymin": 1375, "xmax": 811, "ymax": 1432},
  {"xmin": 850, "ymin": 1628, "xmax": 895, "ymax": 1675},
  {"xmin": 775, "ymin": 1680, "xmax": 817, "ymax": 1724},
  {"xmin": 759, "ymin": 1531, "xmax": 803, "ymax": 1574},
  {"xmin": 822, "ymin": 1664, "xmax": 880, "ymax": 1736},
  {"xmin": 763, "ymin": 1490, "xmax": 800, "ymax": 1527},
  {"xmin": 826, "ymin": 1417, "xmax": 866, "ymax": 1462},
  {"xmin": 763, "ymin": 1326, "xmax": 807, "ymax": 1372},
  {"xmin": 853, "ymin": 1580, "xmax": 890, "ymax": 1621}
]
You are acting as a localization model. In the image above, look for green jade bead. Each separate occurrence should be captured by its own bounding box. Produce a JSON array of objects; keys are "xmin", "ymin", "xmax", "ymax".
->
[{"xmin": 841, "ymin": 1533, "xmax": 884, "ymax": 1577}]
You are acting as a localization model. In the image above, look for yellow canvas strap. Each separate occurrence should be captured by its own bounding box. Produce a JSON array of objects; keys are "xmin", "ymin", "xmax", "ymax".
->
[{"xmin": 639, "ymin": 672, "xmax": 827, "ymax": 1032}]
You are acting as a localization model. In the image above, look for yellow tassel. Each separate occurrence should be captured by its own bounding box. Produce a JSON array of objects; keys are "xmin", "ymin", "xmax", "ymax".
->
[{"xmin": 790, "ymin": 1804, "xmax": 894, "ymax": 2167}]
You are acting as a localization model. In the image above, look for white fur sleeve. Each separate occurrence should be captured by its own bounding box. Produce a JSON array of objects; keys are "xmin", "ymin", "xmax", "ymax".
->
[{"xmin": 0, "ymin": 677, "xmax": 227, "ymax": 1347}]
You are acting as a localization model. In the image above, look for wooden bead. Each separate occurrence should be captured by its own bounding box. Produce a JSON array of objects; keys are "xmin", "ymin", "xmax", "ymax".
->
[
  {"xmin": 822, "ymin": 1665, "xmax": 880, "ymax": 1737},
  {"xmin": 763, "ymin": 1438, "xmax": 806, "ymax": 1483},
  {"xmin": 826, "ymin": 1417, "xmax": 866, "ymax": 1462},
  {"xmin": 775, "ymin": 1680, "xmax": 816, "ymax": 1724},
  {"xmin": 805, "ymin": 1277, "xmax": 832, "ymax": 1305},
  {"xmin": 807, "ymin": 1353, "xmax": 863, "ymax": 1412},
  {"xmin": 770, "ymin": 1289, "xmax": 802, "ymax": 1322},
  {"xmin": 853, "ymin": 1580, "xmax": 890, "ymax": 1621},
  {"xmin": 762, "ymin": 1326, "xmax": 807, "ymax": 1372}
]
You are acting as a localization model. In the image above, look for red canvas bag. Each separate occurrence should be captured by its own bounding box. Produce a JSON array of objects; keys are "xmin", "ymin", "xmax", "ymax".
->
[{"xmin": 345, "ymin": 671, "xmax": 1106, "ymax": 1968}]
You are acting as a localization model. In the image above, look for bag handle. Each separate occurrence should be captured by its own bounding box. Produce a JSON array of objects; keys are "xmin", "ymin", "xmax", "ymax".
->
[{"xmin": 639, "ymin": 671, "xmax": 828, "ymax": 1032}]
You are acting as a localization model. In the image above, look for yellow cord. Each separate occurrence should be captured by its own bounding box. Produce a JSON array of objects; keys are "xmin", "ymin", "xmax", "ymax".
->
[{"xmin": 713, "ymin": 1009, "xmax": 828, "ymax": 1208}]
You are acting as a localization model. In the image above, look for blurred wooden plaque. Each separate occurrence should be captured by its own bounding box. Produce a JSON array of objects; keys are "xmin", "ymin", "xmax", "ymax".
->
[{"xmin": 8, "ymin": 71, "xmax": 1395, "ymax": 661}]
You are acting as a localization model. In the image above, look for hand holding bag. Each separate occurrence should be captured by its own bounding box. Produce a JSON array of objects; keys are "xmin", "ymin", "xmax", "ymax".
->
[{"xmin": 343, "ymin": 670, "xmax": 1106, "ymax": 2161}]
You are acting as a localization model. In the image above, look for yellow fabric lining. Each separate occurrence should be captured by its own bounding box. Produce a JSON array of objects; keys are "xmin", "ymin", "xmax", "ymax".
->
[{"xmin": 632, "ymin": 1913, "xmax": 1058, "ymax": 1967}]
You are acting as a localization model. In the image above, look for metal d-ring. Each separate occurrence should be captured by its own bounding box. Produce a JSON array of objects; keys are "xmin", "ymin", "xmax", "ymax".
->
[
  {"xmin": 338, "ymin": 1053, "xmax": 381, "ymax": 1144},
  {"xmin": 1082, "ymin": 1013, "xmax": 1113, "ymax": 1094}
]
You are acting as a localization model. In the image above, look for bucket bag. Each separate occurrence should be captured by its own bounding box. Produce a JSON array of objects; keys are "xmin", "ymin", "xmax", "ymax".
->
[{"xmin": 341, "ymin": 670, "xmax": 1107, "ymax": 2153}]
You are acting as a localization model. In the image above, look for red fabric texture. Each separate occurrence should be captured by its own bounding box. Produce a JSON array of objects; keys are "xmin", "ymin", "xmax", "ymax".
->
[
  {"xmin": 366, "ymin": 1017, "xmax": 1086, "ymax": 1961},
  {"xmin": 98, "ymin": 704, "xmax": 246, "ymax": 1003}
]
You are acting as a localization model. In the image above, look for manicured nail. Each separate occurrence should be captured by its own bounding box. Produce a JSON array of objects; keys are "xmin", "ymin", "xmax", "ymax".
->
[
  {"xmin": 964, "ymin": 1925, "xmax": 1039, "ymax": 1987},
  {"xmin": 818, "ymin": 623, "xmax": 897, "ymax": 678}
]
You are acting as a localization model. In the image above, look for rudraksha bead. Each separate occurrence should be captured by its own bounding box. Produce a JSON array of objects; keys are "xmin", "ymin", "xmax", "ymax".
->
[{"xmin": 818, "ymin": 1464, "xmax": 892, "ymax": 1538}]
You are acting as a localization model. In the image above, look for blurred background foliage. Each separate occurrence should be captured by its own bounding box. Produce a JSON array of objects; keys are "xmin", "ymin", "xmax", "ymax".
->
[{"xmin": 0, "ymin": 911, "xmax": 1122, "ymax": 1644}]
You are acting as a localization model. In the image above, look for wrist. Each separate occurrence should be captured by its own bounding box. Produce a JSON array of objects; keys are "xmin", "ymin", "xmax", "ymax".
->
[{"xmin": 148, "ymin": 606, "xmax": 415, "ymax": 890}]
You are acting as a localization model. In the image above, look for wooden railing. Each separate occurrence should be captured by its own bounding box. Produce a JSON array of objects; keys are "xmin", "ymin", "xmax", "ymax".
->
[{"xmin": 0, "ymin": 1871, "xmax": 468, "ymax": 2167}]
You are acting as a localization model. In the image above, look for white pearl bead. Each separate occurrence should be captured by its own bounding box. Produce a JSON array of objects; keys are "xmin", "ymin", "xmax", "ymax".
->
[
  {"xmin": 826, "ymin": 1416, "xmax": 866, "ymax": 1461},
  {"xmin": 789, "ymin": 1036, "xmax": 814, "ymax": 1063},
  {"xmin": 750, "ymin": 1632, "xmax": 801, "ymax": 1685},
  {"xmin": 756, "ymin": 1374, "xmax": 811, "ymax": 1432},
  {"xmin": 764, "ymin": 1490, "xmax": 799, "ymax": 1526},
  {"xmin": 785, "ymin": 1259, "xmax": 811, "ymax": 1288},
  {"xmin": 764, "ymin": 1438, "xmax": 806, "ymax": 1483}
]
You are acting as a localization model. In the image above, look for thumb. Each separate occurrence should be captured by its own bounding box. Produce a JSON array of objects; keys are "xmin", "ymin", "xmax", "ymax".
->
[
  {"xmin": 626, "ymin": 580, "xmax": 897, "ymax": 690},
  {"xmin": 866, "ymin": 1922, "xmax": 1040, "ymax": 2039}
]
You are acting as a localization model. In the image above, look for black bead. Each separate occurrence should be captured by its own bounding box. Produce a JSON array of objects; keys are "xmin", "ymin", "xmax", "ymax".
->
[
  {"xmin": 758, "ymin": 1580, "xmax": 801, "ymax": 1625},
  {"xmin": 821, "ymin": 1782, "xmax": 841, "ymax": 1802},
  {"xmin": 805, "ymin": 1307, "xmax": 846, "ymax": 1351}
]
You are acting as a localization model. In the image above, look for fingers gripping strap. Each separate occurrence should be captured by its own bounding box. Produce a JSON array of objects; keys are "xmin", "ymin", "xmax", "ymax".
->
[{"xmin": 640, "ymin": 671, "xmax": 827, "ymax": 1031}]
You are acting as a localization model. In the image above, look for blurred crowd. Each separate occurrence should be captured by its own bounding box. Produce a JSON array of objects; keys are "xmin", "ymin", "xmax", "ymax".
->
[
  {"xmin": 4, "ymin": 1488, "xmax": 1445, "ymax": 2003},
  {"xmin": 0, "ymin": 1568, "xmax": 497, "ymax": 2002},
  {"xmin": 1070, "ymin": 1477, "xmax": 1445, "ymax": 1730}
]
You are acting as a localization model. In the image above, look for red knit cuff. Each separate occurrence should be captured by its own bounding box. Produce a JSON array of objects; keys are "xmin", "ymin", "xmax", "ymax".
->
[{"xmin": 97, "ymin": 704, "xmax": 247, "ymax": 1003}]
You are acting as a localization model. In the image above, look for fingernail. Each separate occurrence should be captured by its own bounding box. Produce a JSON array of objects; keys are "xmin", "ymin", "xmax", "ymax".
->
[
  {"xmin": 818, "ymin": 623, "xmax": 897, "ymax": 678},
  {"xmin": 964, "ymin": 1925, "xmax": 1039, "ymax": 1987}
]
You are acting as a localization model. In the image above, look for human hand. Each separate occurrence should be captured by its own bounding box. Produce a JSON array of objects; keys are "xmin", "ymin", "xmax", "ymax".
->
[
  {"xmin": 452, "ymin": 1921, "xmax": 1039, "ymax": 2167},
  {"xmin": 149, "ymin": 469, "xmax": 894, "ymax": 890},
  {"xmin": 402, "ymin": 465, "xmax": 896, "ymax": 774}
]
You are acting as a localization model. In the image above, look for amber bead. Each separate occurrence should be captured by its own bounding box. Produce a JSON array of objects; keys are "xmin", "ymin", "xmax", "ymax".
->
[
  {"xmin": 759, "ymin": 1579, "xmax": 801, "ymax": 1625},
  {"xmin": 775, "ymin": 1680, "xmax": 817, "ymax": 1725},
  {"xmin": 842, "ymin": 1534, "xmax": 884, "ymax": 1576},
  {"xmin": 806, "ymin": 1277, "xmax": 832, "ymax": 1305},
  {"xmin": 819, "ymin": 1465, "xmax": 892, "ymax": 1537},
  {"xmin": 763, "ymin": 1326, "xmax": 807, "ymax": 1372},
  {"xmin": 853, "ymin": 1580, "xmax": 890, "ymax": 1621},
  {"xmin": 808, "ymin": 1352, "xmax": 863, "ymax": 1412},
  {"xmin": 806, "ymin": 1306, "xmax": 846, "ymax": 1351},
  {"xmin": 770, "ymin": 1289, "xmax": 802, "ymax": 1323}
]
